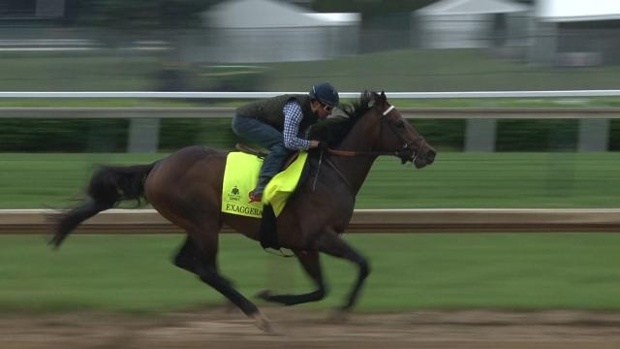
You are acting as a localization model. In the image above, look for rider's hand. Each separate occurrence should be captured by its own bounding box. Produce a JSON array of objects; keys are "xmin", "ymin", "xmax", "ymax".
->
[{"xmin": 310, "ymin": 140, "xmax": 328, "ymax": 150}]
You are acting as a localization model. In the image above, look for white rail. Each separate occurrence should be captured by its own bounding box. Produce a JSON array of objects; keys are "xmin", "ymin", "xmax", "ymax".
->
[
  {"xmin": 1, "ymin": 90, "xmax": 620, "ymax": 99},
  {"xmin": 1, "ymin": 90, "xmax": 618, "ymax": 153}
]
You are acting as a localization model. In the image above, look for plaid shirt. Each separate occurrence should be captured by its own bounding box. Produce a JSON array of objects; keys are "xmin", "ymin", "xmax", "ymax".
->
[{"xmin": 282, "ymin": 100, "xmax": 311, "ymax": 150}]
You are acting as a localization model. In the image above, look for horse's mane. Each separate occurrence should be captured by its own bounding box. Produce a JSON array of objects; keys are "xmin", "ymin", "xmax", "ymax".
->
[{"xmin": 307, "ymin": 91, "xmax": 374, "ymax": 147}]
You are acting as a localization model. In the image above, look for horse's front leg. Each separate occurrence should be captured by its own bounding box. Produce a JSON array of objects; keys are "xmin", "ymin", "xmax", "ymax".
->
[
  {"xmin": 257, "ymin": 250, "xmax": 328, "ymax": 305},
  {"xmin": 312, "ymin": 229, "xmax": 370, "ymax": 320}
]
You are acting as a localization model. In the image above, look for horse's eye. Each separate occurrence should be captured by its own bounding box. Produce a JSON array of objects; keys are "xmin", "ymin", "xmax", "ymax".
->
[{"xmin": 395, "ymin": 120, "xmax": 405, "ymax": 129}]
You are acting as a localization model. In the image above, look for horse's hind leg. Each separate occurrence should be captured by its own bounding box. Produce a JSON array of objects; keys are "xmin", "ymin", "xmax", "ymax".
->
[
  {"xmin": 184, "ymin": 223, "xmax": 271, "ymax": 332},
  {"xmin": 257, "ymin": 250, "xmax": 327, "ymax": 306},
  {"xmin": 173, "ymin": 236, "xmax": 239, "ymax": 312},
  {"xmin": 172, "ymin": 236, "xmax": 199, "ymax": 274}
]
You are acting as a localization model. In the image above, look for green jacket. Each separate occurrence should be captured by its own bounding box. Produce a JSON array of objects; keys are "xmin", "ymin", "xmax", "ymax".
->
[{"xmin": 236, "ymin": 94, "xmax": 318, "ymax": 134}]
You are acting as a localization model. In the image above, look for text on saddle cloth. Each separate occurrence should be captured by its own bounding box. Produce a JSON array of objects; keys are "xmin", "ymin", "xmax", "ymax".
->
[{"xmin": 221, "ymin": 151, "xmax": 309, "ymax": 218}]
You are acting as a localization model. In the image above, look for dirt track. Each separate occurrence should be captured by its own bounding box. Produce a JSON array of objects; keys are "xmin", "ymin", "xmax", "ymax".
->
[{"xmin": 3, "ymin": 308, "xmax": 620, "ymax": 349}]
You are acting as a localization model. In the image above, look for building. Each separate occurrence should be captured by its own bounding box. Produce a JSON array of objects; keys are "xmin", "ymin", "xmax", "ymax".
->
[
  {"xmin": 202, "ymin": 0, "xmax": 360, "ymax": 63},
  {"xmin": 415, "ymin": 0, "xmax": 531, "ymax": 50},
  {"xmin": 531, "ymin": 0, "xmax": 620, "ymax": 66}
]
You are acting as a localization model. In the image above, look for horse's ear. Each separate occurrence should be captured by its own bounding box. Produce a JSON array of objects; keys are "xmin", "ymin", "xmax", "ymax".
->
[
  {"xmin": 369, "ymin": 91, "xmax": 387, "ymax": 108},
  {"xmin": 362, "ymin": 90, "xmax": 375, "ymax": 107}
]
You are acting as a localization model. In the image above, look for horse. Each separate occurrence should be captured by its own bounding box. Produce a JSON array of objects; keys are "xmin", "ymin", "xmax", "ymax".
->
[{"xmin": 50, "ymin": 91, "xmax": 436, "ymax": 332}]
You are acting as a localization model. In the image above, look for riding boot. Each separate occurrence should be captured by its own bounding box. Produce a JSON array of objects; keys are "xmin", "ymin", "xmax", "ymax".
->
[
  {"xmin": 249, "ymin": 173, "xmax": 271, "ymax": 202},
  {"xmin": 249, "ymin": 144, "xmax": 290, "ymax": 202}
]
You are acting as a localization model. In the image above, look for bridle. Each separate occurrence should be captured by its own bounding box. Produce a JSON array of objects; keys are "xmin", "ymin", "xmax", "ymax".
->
[
  {"xmin": 325, "ymin": 103, "xmax": 419, "ymax": 163},
  {"xmin": 312, "ymin": 101, "xmax": 419, "ymax": 193}
]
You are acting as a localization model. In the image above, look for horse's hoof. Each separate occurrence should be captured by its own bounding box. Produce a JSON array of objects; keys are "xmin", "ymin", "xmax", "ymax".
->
[
  {"xmin": 48, "ymin": 235, "xmax": 61, "ymax": 249},
  {"xmin": 256, "ymin": 289, "xmax": 273, "ymax": 301},
  {"xmin": 252, "ymin": 311, "xmax": 275, "ymax": 334},
  {"xmin": 328, "ymin": 309, "xmax": 349, "ymax": 324}
]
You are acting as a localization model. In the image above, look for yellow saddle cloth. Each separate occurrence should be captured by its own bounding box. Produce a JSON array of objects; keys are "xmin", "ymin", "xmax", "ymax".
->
[{"xmin": 221, "ymin": 152, "xmax": 308, "ymax": 218}]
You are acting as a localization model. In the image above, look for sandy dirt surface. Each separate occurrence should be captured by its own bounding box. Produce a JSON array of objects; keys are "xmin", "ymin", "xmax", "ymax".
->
[{"xmin": 2, "ymin": 308, "xmax": 620, "ymax": 349}]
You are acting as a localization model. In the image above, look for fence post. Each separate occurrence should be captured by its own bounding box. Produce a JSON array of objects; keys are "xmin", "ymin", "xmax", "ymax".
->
[
  {"xmin": 465, "ymin": 118, "xmax": 497, "ymax": 152},
  {"xmin": 578, "ymin": 118, "xmax": 609, "ymax": 152},
  {"xmin": 128, "ymin": 117, "xmax": 160, "ymax": 153}
]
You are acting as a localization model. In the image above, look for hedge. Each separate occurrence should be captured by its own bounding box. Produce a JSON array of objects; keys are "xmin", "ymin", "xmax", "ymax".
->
[{"xmin": 0, "ymin": 118, "xmax": 618, "ymax": 152}]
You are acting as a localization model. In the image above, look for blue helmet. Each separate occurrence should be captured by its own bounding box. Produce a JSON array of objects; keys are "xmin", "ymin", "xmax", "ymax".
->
[{"xmin": 309, "ymin": 82, "xmax": 339, "ymax": 107}]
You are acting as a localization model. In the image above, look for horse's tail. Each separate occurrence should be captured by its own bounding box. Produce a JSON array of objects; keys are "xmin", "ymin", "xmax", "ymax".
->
[{"xmin": 50, "ymin": 162, "xmax": 157, "ymax": 249}]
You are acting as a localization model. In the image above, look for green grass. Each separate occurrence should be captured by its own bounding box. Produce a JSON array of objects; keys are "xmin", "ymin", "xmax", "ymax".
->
[
  {"xmin": 0, "ymin": 153, "xmax": 162, "ymax": 209},
  {"xmin": 1, "ymin": 152, "xmax": 620, "ymax": 209},
  {"xmin": 362, "ymin": 152, "xmax": 620, "ymax": 208},
  {"xmin": 0, "ymin": 54, "xmax": 161, "ymax": 91},
  {"xmin": 266, "ymin": 48, "xmax": 620, "ymax": 92},
  {"xmin": 1, "ymin": 234, "xmax": 619, "ymax": 313},
  {"xmin": 2, "ymin": 48, "xmax": 620, "ymax": 108}
]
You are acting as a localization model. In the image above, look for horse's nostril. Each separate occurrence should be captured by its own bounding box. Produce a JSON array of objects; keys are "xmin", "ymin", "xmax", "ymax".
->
[
  {"xmin": 426, "ymin": 150, "xmax": 437, "ymax": 165},
  {"xmin": 427, "ymin": 150, "xmax": 436, "ymax": 164}
]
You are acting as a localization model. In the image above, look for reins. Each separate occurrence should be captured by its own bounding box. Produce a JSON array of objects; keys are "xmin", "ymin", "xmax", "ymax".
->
[
  {"xmin": 310, "ymin": 103, "xmax": 394, "ymax": 194},
  {"xmin": 323, "ymin": 104, "xmax": 410, "ymax": 158},
  {"xmin": 324, "ymin": 155, "xmax": 354, "ymax": 193},
  {"xmin": 326, "ymin": 148, "xmax": 400, "ymax": 157},
  {"xmin": 310, "ymin": 148, "xmax": 354, "ymax": 194}
]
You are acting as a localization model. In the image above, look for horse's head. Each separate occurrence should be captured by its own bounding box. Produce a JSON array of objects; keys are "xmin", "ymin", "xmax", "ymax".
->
[
  {"xmin": 308, "ymin": 91, "xmax": 436, "ymax": 168},
  {"xmin": 364, "ymin": 91, "xmax": 436, "ymax": 168}
]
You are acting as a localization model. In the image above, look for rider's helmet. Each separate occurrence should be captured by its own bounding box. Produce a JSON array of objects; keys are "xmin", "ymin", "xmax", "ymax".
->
[{"xmin": 309, "ymin": 82, "xmax": 339, "ymax": 107}]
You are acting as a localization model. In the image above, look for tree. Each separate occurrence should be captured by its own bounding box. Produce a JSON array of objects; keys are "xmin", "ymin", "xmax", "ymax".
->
[{"xmin": 72, "ymin": 0, "xmax": 218, "ymax": 29}]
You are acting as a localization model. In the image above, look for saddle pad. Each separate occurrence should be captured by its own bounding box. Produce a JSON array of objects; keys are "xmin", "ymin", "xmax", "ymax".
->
[
  {"xmin": 263, "ymin": 152, "xmax": 308, "ymax": 216},
  {"xmin": 221, "ymin": 152, "xmax": 263, "ymax": 218},
  {"xmin": 221, "ymin": 152, "xmax": 308, "ymax": 218}
]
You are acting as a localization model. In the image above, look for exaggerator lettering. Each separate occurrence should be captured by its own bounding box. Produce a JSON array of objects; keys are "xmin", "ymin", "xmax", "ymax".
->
[{"xmin": 225, "ymin": 203, "xmax": 262, "ymax": 216}]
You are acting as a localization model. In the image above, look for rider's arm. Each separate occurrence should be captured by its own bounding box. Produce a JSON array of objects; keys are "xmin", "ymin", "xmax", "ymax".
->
[{"xmin": 282, "ymin": 100, "xmax": 312, "ymax": 150}]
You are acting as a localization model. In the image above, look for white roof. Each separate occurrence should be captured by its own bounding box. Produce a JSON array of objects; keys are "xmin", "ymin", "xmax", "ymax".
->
[
  {"xmin": 305, "ymin": 12, "xmax": 360, "ymax": 25},
  {"xmin": 537, "ymin": 0, "xmax": 620, "ymax": 22},
  {"xmin": 205, "ymin": 0, "xmax": 357, "ymax": 28},
  {"xmin": 417, "ymin": 0, "xmax": 529, "ymax": 15}
]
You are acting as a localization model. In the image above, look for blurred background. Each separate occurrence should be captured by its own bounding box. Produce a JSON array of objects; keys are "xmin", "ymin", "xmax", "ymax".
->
[
  {"xmin": 2, "ymin": 2, "xmax": 620, "ymax": 337},
  {"xmin": 0, "ymin": 0, "xmax": 618, "ymax": 211},
  {"xmin": 0, "ymin": 0, "xmax": 619, "ymax": 154},
  {"xmin": 2, "ymin": 0, "xmax": 620, "ymax": 90},
  {"xmin": 1, "ymin": 0, "xmax": 620, "ymax": 209}
]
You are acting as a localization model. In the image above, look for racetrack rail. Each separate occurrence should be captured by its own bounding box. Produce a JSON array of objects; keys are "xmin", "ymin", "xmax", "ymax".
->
[
  {"xmin": 2, "ymin": 107, "xmax": 620, "ymax": 119},
  {"xmin": 2, "ymin": 208, "xmax": 620, "ymax": 234}
]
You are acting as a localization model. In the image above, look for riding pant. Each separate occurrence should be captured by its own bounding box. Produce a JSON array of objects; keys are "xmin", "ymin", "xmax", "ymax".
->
[{"xmin": 231, "ymin": 114, "xmax": 293, "ymax": 193}]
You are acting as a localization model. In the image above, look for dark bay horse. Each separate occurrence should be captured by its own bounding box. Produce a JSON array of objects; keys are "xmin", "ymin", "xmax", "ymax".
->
[{"xmin": 50, "ymin": 91, "xmax": 436, "ymax": 331}]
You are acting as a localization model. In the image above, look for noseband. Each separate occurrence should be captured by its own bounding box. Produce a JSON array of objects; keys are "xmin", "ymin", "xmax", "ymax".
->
[{"xmin": 379, "ymin": 105, "xmax": 419, "ymax": 163}]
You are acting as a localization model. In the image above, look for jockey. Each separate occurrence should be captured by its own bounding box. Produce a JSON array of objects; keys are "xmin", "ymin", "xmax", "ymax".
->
[{"xmin": 232, "ymin": 82, "xmax": 339, "ymax": 203}]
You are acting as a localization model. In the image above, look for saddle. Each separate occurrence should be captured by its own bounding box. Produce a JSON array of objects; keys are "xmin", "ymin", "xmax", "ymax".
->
[
  {"xmin": 233, "ymin": 143, "xmax": 307, "ymax": 256},
  {"xmin": 235, "ymin": 143, "xmax": 268, "ymax": 158},
  {"xmin": 235, "ymin": 143, "xmax": 299, "ymax": 169}
]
